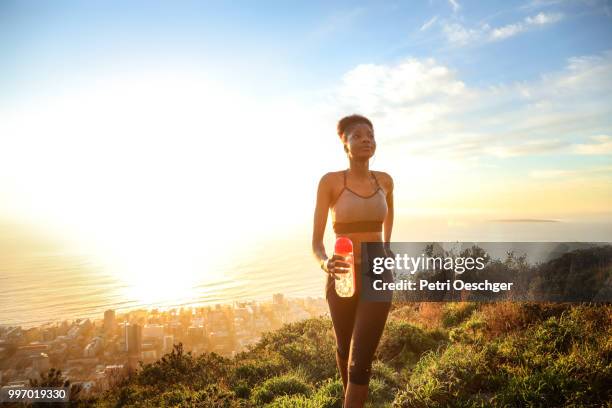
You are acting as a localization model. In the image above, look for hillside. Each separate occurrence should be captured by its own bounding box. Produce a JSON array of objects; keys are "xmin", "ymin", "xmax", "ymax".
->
[{"xmin": 68, "ymin": 300, "xmax": 612, "ymax": 407}]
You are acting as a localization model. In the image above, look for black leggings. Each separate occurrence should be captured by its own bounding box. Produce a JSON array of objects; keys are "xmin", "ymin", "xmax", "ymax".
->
[{"xmin": 325, "ymin": 259, "xmax": 393, "ymax": 385}]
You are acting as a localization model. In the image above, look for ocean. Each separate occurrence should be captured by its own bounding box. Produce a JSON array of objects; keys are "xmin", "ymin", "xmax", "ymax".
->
[{"xmin": 1, "ymin": 216, "xmax": 611, "ymax": 328}]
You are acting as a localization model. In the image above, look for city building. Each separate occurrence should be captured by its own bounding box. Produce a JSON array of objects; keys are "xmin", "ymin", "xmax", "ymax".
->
[
  {"xmin": 124, "ymin": 323, "xmax": 142, "ymax": 371},
  {"xmin": 104, "ymin": 310, "xmax": 116, "ymax": 334},
  {"xmin": 163, "ymin": 335, "xmax": 174, "ymax": 354}
]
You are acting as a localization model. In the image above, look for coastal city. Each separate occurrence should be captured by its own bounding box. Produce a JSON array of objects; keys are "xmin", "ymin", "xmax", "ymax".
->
[{"xmin": 0, "ymin": 294, "xmax": 328, "ymax": 394}]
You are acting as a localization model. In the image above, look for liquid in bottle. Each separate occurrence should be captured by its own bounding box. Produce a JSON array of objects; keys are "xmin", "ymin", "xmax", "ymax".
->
[{"xmin": 334, "ymin": 237, "xmax": 355, "ymax": 297}]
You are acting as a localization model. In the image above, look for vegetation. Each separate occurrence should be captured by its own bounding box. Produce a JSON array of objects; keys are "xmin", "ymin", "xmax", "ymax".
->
[
  {"xmin": 67, "ymin": 302, "xmax": 609, "ymax": 407},
  {"xmin": 63, "ymin": 247, "xmax": 611, "ymax": 407}
]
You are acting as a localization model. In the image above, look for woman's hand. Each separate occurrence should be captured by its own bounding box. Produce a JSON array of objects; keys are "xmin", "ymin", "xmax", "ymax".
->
[
  {"xmin": 384, "ymin": 248, "xmax": 396, "ymax": 260},
  {"xmin": 323, "ymin": 254, "xmax": 351, "ymax": 280}
]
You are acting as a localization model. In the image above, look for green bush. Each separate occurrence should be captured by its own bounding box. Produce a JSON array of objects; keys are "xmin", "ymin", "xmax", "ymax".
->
[
  {"xmin": 393, "ymin": 342, "xmax": 498, "ymax": 407},
  {"xmin": 191, "ymin": 383, "xmax": 239, "ymax": 408},
  {"xmin": 114, "ymin": 383, "xmax": 159, "ymax": 407},
  {"xmin": 378, "ymin": 321, "xmax": 447, "ymax": 369},
  {"xmin": 245, "ymin": 319, "xmax": 334, "ymax": 356},
  {"xmin": 367, "ymin": 377, "xmax": 396, "ymax": 406},
  {"xmin": 312, "ymin": 378, "xmax": 344, "ymax": 407},
  {"xmin": 243, "ymin": 318, "xmax": 337, "ymax": 383},
  {"xmin": 266, "ymin": 393, "xmax": 338, "ymax": 408},
  {"xmin": 447, "ymin": 312, "xmax": 487, "ymax": 344},
  {"xmin": 441, "ymin": 302, "xmax": 478, "ymax": 328},
  {"xmin": 371, "ymin": 361, "xmax": 401, "ymax": 390},
  {"xmin": 250, "ymin": 373, "xmax": 313, "ymax": 405},
  {"xmin": 231, "ymin": 353, "xmax": 287, "ymax": 387},
  {"xmin": 137, "ymin": 343, "xmax": 230, "ymax": 389},
  {"xmin": 394, "ymin": 305, "xmax": 612, "ymax": 407},
  {"xmin": 232, "ymin": 380, "xmax": 251, "ymax": 399}
]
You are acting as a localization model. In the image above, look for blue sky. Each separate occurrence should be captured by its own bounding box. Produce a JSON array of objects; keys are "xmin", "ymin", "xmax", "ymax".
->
[
  {"xmin": 2, "ymin": 0, "xmax": 611, "ymax": 99},
  {"xmin": 0, "ymin": 1, "xmax": 611, "ymax": 257}
]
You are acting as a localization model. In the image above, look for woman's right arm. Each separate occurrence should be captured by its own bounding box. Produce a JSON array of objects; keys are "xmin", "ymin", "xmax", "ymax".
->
[
  {"xmin": 312, "ymin": 173, "xmax": 349, "ymax": 277},
  {"xmin": 312, "ymin": 173, "xmax": 332, "ymax": 270}
]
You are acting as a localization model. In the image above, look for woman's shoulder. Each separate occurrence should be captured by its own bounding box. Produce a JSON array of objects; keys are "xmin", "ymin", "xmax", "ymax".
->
[
  {"xmin": 319, "ymin": 170, "xmax": 345, "ymax": 184},
  {"xmin": 372, "ymin": 170, "xmax": 394, "ymax": 191},
  {"xmin": 317, "ymin": 172, "xmax": 345, "ymax": 196}
]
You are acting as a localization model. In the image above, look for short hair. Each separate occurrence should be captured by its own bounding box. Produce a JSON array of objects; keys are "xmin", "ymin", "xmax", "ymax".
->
[{"xmin": 337, "ymin": 114, "xmax": 373, "ymax": 140}]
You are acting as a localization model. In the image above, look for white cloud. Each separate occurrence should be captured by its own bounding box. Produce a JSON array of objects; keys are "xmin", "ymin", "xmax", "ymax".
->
[
  {"xmin": 521, "ymin": 0, "xmax": 611, "ymax": 16},
  {"xmin": 572, "ymin": 135, "xmax": 612, "ymax": 155},
  {"xmin": 420, "ymin": 15, "xmax": 438, "ymax": 31},
  {"xmin": 485, "ymin": 139, "xmax": 568, "ymax": 158},
  {"xmin": 529, "ymin": 169, "xmax": 574, "ymax": 178},
  {"xmin": 530, "ymin": 165, "xmax": 612, "ymax": 179},
  {"xmin": 490, "ymin": 22, "xmax": 525, "ymax": 40},
  {"xmin": 490, "ymin": 12, "xmax": 563, "ymax": 41},
  {"xmin": 525, "ymin": 11, "xmax": 563, "ymax": 25},
  {"xmin": 448, "ymin": 0, "xmax": 460, "ymax": 12},
  {"xmin": 331, "ymin": 58, "xmax": 469, "ymax": 117},
  {"xmin": 319, "ymin": 50, "xmax": 612, "ymax": 163},
  {"xmin": 441, "ymin": 12, "xmax": 564, "ymax": 46},
  {"xmin": 520, "ymin": 0, "xmax": 565, "ymax": 10},
  {"xmin": 528, "ymin": 51, "xmax": 612, "ymax": 97},
  {"xmin": 442, "ymin": 22, "xmax": 486, "ymax": 46}
]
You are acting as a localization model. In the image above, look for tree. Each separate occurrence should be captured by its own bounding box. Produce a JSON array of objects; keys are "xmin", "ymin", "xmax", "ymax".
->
[{"xmin": 29, "ymin": 368, "xmax": 82, "ymax": 406}]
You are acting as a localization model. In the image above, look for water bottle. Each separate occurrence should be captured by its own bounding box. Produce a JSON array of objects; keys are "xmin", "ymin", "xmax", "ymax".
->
[{"xmin": 334, "ymin": 237, "xmax": 355, "ymax": 297}]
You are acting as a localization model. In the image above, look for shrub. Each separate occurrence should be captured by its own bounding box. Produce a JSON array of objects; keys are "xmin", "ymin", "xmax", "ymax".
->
[
  {"xmin": 414, "ymin": 302, "xmax": 445, "ymax": 328},
  {"xmin": 232, "ymin": 380, "xmax": 251, "ymax": 399},
  {"xmin": 191, "ymin": 383, "xmax": 239, "ymax": 408},
  {"xmin": 441, "ymin": 302, "xmax": 478, "ymax": 328},
  {"xmin": 378, "ymin": 321, "xmax": 447, "ymax": 369},
  {"xmin": 265, "ymin": 394, "xmax": 337, "ymax": 408},
  {"xmin": 312, "ymin": 378, "xmax": 343, "ymax": 408},
  {"xmin": 137, "ymin": 343, "xmax": 230, "ymax": 389},
  {"xmin": 242, "ymin": 318, "xmax": 337, "ymax": 383},
  {"xmin": 370, "ymin": 361, "xmax": 401, "ymax": 390},
  {"xmin": 250, "ymin": 374, "xmax": 312, "ymax": 405},
  {"xmin": 368, "ymin": 377, "xmax": 396, "ymax": 406},
  {"xmin": 245, "ymin": 319, "xmax": 333, "ymax": 355},
  {"xmin": 157, "ymin": 384, "xmax": 196, "ymax": 406},
  {"xmin": 231, "ymin": 353, "xmax": 287, "ymax": 387},
  {"xmin": 394, "ymin": 304, "xmax": 612, "ymax": 407}
]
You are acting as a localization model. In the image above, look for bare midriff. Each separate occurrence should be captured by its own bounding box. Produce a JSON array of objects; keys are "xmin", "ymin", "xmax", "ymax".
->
[{"xmin": 335, "ymin": 231, "xmax": 383, "ymax": 266}]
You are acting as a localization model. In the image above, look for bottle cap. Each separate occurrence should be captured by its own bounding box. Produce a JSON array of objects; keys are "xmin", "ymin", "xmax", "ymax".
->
[{"xmin": 334, "ymin": 237, "xmax": 353, "ymax": 254}]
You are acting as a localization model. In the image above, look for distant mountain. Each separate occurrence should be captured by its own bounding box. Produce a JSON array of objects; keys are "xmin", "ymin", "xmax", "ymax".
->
[
  {"xmin": 458, "ymin": 242, "xmax": 608, "ymax": 264},
  {"xmin": 387, "ymin": 242, "xmax": 610, "ymax": 265}
]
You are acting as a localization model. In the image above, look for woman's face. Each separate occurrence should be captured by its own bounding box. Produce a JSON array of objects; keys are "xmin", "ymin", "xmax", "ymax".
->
[{"xmin": 344, "ymin": 123, "xmax": 376, "ymax": 159}]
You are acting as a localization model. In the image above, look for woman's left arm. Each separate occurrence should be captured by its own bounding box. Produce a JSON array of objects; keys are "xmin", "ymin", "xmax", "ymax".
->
[{"xmin": 383, "ymin": 173, "xmax": 394, "ymax": 251}]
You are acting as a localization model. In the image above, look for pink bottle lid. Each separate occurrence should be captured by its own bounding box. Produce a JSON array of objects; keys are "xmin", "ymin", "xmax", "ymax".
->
[{"xmin": 334, "ymin": 237, "xmax": 353, "ymax": 254}]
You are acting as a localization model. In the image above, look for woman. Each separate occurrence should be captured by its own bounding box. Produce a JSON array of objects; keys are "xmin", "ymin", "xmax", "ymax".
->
[{"xmin": 312, "ymin": 114, "xmax": 395, "ymax": 407}]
